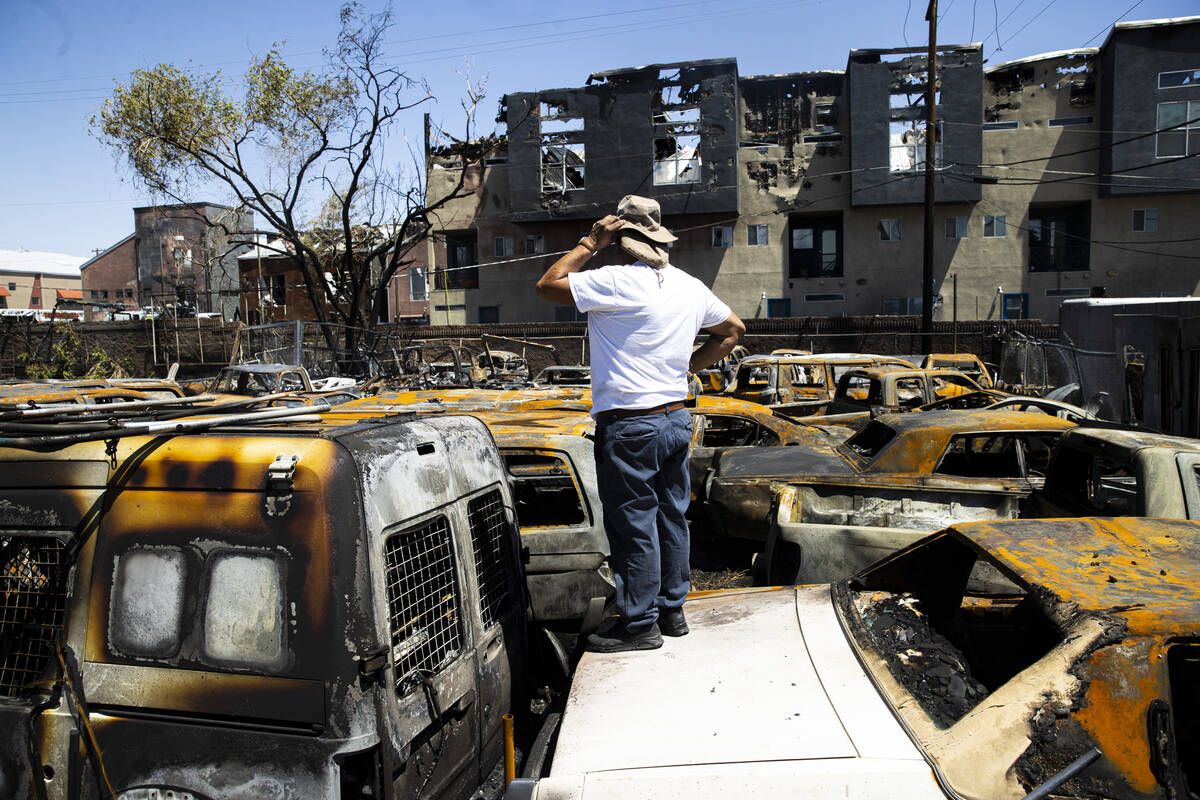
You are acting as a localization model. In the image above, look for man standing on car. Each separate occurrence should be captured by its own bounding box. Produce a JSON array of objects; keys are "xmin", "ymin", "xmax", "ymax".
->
[{"xmin": 536, "ymin": 195, "xmax": 745, "ymax": 652}]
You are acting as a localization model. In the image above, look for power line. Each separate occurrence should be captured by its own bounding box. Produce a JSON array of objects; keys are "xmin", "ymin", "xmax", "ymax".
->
[
  {"xmin": 998, "ymin": 0, "xmax": 1059, "ymax": 50},
  {"xmin": 0, "ymin": 0, "xmax": 732, "ymax": 89},
  {"xmin": 1081, "ymin": 0, "xmax": 1145, "ymax": 47},
  {"xmin": 970, "ymin": 194, "xmax": 1200, "ymax": 260},
  {"xmin": 967, "ymin": 114, "xmax": 1200, "ymax": 167}
]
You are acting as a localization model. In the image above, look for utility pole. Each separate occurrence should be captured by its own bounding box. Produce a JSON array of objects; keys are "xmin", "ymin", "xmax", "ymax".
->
[{"xmin": 921, "ymin": 0, "xmax": 939, "ymax": 346}]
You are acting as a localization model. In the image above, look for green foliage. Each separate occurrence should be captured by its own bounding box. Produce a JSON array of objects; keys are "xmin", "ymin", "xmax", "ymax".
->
[
  {"xmin": 91, "ymin": 3, "xmax": 491, "ymax": 345},
  {"xmin": 245, "ymin": 49, "xmax": 355, "ymax": 149},
  {"xmin": 21, "ymin": 325, "xmax": 130, "ymax": 380},
  {"xmin": 93, "ymin": 65, "xmax": 241, "ymax": 193}
]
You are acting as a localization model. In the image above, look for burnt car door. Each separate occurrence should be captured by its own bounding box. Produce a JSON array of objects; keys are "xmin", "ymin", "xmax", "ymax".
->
[{"xmin": 688, "ymin": 413, "xmax": 782, "ymax": 499}]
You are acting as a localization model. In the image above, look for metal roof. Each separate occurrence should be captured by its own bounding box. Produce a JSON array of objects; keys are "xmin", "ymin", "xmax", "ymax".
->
[{"xmin": 0, "ymin": 249, "xmax": 85, "ymax": 277}]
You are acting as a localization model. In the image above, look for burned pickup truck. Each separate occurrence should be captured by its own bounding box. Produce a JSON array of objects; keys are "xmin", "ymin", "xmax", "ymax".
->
[
  {"xmin": 701, "ymin": 410, "xmax": 1074, "ymax": 584},
  {"xmin": 0, "ymin": 402, "xmax": 526, "ymax": 799},
  {"xmin": 511, "ymin": 517, "xmax": 1200, "ymax": 799}
]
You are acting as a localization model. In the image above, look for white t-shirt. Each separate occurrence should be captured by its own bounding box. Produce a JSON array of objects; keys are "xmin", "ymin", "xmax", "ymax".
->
[{"xmin": 568, "ymin": 261, "xmax": 731, "ymax": 416}]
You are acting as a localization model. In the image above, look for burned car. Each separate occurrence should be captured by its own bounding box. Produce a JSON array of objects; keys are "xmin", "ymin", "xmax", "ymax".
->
[
  {"xmin": 205, "ymin": 362, "xmax": 314, "ymax": 397},
  {"xmin": 0, "ymin": 406, "xmax": 527, "ymax": 799},
  {"xmin": 726, "ymin": 352, "xmax": 916, "ymax": 415},
  {"xmin": 702, "ymin": 410, "xmax": 1075, "ymax": 583},
  {"xmin": 823, "ymin": 366, "xmax": 984, "ymax": 418},
  {"xmin": 1028, "ymin": 426, "xmax": 1200, "ymax": 519},
  {"xmin": 510, "ymin": 517, "xmax": 1200, "ymax": 800},
  {"xmin": 920, "ymin": 352, "xmax": 996, "ymax": 388}
]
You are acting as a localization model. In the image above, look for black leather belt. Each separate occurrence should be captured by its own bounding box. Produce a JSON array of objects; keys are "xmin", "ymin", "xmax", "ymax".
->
[{"xmin": 595, "ymin": 400, "xmax": 686, "ymax": 421}]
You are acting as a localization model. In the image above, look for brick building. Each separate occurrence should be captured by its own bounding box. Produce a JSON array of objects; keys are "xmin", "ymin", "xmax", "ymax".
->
[{"xmin": 81, "ymin": 203, "xmax": 255, "ymax": 321}]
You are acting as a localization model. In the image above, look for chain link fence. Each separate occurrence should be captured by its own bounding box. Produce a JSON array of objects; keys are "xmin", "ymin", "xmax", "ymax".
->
[{"xmin": 996, "ymin": 330, "xmax": 1123, "ymax": 420}]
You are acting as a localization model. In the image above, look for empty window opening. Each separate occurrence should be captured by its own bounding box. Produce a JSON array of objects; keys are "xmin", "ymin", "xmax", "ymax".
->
[
  {"xmin": 653, "ymin": 107, "xmax": 700, "ymax": 124},
  {"xmin": 889, "ymin": 120, "xmax": 942, "ymax": 172},
  {"xmin": 936, "ymin": 433, "xmax": 1036, "ymax": 478},
  {"xmin": 1133, "ymin": 209, "xmax": 1158, "ymax": 233},
  {"xmin": 1165, "ymin": 645, "xmax": 1200, "ymax": 794},
  {"xmin": 541, "ymin": 142, "xmax": 586, "ymax": 192},
  {"xmin": 700, "ymin": 416, "xmax": 779, "ymax": 447},
  {"xmin": 1045, "ymin": 448, "xmax": 1140, "ymax": 515},
  {"xmin": 814, "ymin": 103, "xmax": 837, "ymax": 129},
  {"xmin": 654, "ymin": 129, "xmax": 701, "ymax": 185},
  {"xmin": 539, "ymin": 100, "xmax": 568, "ymax": 118},
  {"xmin": 849, "ymin": 535, "xmax": 1062, "ymax": 728},
  {"xmin": 505, "ymin": 453, "xmax": 587, "ymax": 527},
  {"xmin": 540, "ymin": 116, "xmax": 584, "ymax": 134},
  {"xmin": 843, "ymin": 420, "xmax": 897, "ymax": 460}
]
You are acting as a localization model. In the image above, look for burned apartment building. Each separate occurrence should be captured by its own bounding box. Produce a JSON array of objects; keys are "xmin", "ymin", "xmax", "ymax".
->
[{"xmin": 417, "ymin": 16, "xmax": 1200, "ymax": 326}]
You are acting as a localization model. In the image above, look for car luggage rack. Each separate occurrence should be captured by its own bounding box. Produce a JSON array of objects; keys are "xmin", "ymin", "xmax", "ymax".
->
[{"xmin": 0, "ymin": 400, "xmax": 332, "ymax": 451}]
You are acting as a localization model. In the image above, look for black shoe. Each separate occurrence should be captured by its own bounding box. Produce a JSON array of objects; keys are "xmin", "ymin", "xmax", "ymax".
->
[
  {"xmin": 585, "ymin": 623, "xmax": 663, "ymax": 653},
  {"xmin": 659, "ymin": 608, "xmax": 689, "ymax": 637}
]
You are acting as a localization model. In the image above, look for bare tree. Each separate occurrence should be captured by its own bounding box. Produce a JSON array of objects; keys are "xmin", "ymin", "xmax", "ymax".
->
[{"xmin": 93, "ymin": 3, "xmax": 498, "ymax": 352}]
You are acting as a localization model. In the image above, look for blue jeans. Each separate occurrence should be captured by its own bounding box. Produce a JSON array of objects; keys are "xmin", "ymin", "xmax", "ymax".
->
[{"xmin": 594, "ymin": 407, "xmax": 692, "ymax": 632}]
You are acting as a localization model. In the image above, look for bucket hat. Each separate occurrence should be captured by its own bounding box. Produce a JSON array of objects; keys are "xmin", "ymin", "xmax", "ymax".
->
[{"xmin": 615, "ymin": 195, "xmax": 677, "ymax": 268}]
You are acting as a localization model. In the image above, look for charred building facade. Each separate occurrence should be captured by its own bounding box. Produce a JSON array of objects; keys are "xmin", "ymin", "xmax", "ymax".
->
[{"xmin": 417, "ymin": 16, "xmax": 1200, "ymax": 326}]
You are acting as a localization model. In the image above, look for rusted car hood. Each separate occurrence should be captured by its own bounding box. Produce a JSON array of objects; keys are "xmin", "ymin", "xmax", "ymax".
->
[{"xmin": 955, "ymin": 516, "xmax": 1200, "ymax": 638}]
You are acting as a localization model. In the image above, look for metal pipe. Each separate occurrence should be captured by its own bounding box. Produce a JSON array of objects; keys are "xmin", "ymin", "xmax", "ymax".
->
[
  {"xmin": 0, "ymin": 395, "xmax": 217, "ymax": 420},
  {"xmin": 0, "ymin": 404, "xmax": 329, "ymax": 450},
  {"xmin": 1021, "ymin": 748, "xmax": 1101, "ymax": 800},
  {"xmin": 503, "ymin": 713, "xmax": 516, "ymax": 786}
]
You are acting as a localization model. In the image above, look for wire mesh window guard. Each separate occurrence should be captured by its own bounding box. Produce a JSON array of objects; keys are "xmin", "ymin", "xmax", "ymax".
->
[
  {"xmin": 467, "ymin": 490, "xmax": 516, "ymax": 629},
  {"xmin": 383, "ymin": 516, "xmax": 463, "ymax": 695},
  {"xmin": 0, "ymin": 536, "xmax": 69, "ymax": 698}
]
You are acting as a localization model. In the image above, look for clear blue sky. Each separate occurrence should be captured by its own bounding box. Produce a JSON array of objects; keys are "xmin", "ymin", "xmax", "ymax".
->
[{"xmin": 0, "ymin": 0, "xmax": 1193, "ymax": 257}]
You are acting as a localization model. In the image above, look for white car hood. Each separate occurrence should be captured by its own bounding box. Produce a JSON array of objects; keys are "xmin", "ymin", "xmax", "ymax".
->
[{"xmin": 542, "ymin": 586, "xmax": 942, "ymax": 799}]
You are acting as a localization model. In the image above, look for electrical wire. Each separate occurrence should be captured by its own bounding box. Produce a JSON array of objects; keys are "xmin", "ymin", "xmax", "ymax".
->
[
  {"xmin": 1080, "ymin": 0, "xmax": 1145, "ymax": 47},
  {"xmin": 997, "ymin": 0, "xmax": 1059, "ymax": 50},
  {"xmin": 967, "ymin": 193, "xmax": 1200, "ymax": 260},
  {"xmin": 966, "ymin": 114, "xmax": 1200, "ymax": 167}
]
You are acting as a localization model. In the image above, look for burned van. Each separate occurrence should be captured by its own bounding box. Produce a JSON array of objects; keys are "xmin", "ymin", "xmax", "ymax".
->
[{"xmin": 0, "ymin": 408, "xmax": 526, "ymax": 799}]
